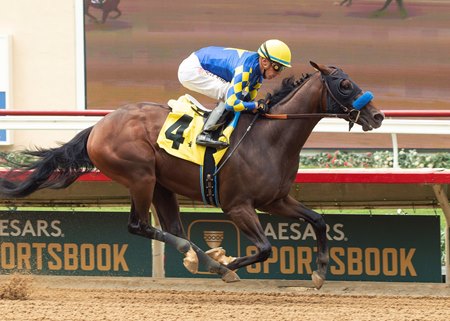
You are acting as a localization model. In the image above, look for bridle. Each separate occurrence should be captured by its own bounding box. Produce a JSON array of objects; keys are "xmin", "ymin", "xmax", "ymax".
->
[
  {"xmin": 263, "ymin": 67, "xmax": 373, "ymax": 130},
  {"xmin": 215, "ymin": 67, "xmax": 374, "ymax": 174}
]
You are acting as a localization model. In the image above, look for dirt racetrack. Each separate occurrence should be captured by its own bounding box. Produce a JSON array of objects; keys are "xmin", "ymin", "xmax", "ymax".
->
[{"xmin": 1, "ymin": 275, "xmax": 450, "ymax": 321}]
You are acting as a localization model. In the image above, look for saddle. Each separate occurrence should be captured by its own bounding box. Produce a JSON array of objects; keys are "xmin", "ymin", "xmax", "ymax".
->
[
  {"xmin": 157, "ymin": 94, "xmax": 240, "ymax": 166},
  {"xmin": 157, "ymin": 95, "xmax": 241, "ymax": 207}
]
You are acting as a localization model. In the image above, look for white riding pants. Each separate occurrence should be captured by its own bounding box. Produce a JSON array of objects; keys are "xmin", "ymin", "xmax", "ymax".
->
[{"xmin": 178, "ymin": 52, "xmax": 232, "ymax": 101}]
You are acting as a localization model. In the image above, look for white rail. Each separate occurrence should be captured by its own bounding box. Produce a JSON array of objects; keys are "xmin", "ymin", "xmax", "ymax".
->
[
  {"xmin": 0, "ymin": 116, "xmax": 102, "ymax": 130},
  {"xmin": 1, "ymin": 112, "xmax": 449, "ymax": 169},
  {"xmin": 2, "ymin": 116, "xmax": 450, "ymax": 133}
]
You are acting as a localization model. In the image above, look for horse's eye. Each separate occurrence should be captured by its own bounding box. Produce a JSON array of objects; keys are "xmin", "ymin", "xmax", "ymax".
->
[{"xmin": 339, "ymin": 80, "xmax": 353, "ymax": 94}]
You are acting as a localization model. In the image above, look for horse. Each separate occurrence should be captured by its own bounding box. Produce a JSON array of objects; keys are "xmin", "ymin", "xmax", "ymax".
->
[
  {"xmin": 339, "ymin": 0, "xmax": 408, "ymax": 18},
  {"xmin": 84, "ymin": 0, "xmax": 121, "ymax": 24},
  {"xmin": 0, "ymin": 62, "xmax": 384, "ymax": 289}
]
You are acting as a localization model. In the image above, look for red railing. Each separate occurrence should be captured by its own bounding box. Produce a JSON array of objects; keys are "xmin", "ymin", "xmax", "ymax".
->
[{"xmin": 1, "ymin": 109, "xmax": 450, "ymax": 117}]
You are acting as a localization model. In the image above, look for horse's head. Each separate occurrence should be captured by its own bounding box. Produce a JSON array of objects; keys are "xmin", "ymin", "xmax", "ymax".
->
[{"xmin": 310, "ymin": 61, "xmax": 384, "ymax": 131}]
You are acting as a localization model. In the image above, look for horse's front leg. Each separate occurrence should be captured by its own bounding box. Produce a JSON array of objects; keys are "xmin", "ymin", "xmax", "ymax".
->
[
  {"xmin": 110, "ymin": 9, "xmax": 122, "ymax": 19},
  {"xmin": 396, "ymin": 0, "xmax": 408, "ymax": 18},
  {"xmin": 260, "ymin": 196, "xmax": 329, "ymax": 289},
  {"xmin": 222, "ymin": 204, "xmax": 273, "ymax": 271}
]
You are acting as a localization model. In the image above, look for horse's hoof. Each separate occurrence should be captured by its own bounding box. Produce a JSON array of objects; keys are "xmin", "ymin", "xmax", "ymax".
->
[
  {"xmin": 311, "ymin": 271, "xmax": 325, "ymax": 289},
  {"xmin": 221, "ymin": 270, "xmax": 240, "ymax": 283},
  {"xmin": 183, "ymin": 248, "xmax": 199, "ymax": 274}
]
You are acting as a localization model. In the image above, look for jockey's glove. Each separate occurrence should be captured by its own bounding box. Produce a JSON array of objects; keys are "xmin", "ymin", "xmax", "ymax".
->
[{"xmin": 256, "ymin": 99, "xmax": 269, "ymax": 114}]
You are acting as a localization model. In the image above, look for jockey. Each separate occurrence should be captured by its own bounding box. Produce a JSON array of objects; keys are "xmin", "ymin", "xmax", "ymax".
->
[{"xmin": 178, "ymin": 39, "xmax": 292, "ymax": 149}]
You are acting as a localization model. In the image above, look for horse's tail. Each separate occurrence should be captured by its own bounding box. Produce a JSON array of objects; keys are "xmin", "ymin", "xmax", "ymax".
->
[{"xmin": 0, "ymin": 126, "xmax": 95, "ymax": 198}]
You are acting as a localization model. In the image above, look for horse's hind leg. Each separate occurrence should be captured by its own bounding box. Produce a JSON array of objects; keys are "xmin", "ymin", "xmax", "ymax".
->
[
  {"xmin": 85, "ymin": 10, "xmax": 99, "ymax": 23},
  {"xmin": 127, "ymin": 180, "xmax": 200, "ymax": 273},
  {"xmin": 152, "ymin": 182, "xmax": 239, "ymax": 282},
  {"xmin": 151, "ymin": 182, "xmax": 185, "ymax": 238}
]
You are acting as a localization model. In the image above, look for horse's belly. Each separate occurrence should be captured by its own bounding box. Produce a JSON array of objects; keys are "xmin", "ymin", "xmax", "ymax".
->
[{"xmin": 155, "ymin": 153, "xmax": 203, "ymax": 201}]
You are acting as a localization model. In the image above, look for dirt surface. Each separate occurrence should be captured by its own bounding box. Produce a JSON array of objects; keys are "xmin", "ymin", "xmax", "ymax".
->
[
  {"xmin": 85, "ymin": 0, "xmax": 450, "ymax": 150},
  {"xmin": 1, "ymin": 275, "xmax": 450, "ymax": 321}
]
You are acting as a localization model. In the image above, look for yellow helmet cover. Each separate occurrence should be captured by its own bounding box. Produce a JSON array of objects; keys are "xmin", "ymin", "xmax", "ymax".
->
[{"xmin": 257, "ymin": 39, "xmax": 292, "ymax": 68}]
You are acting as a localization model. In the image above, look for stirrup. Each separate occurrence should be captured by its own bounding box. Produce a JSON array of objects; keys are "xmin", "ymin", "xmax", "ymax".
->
[{"xmin": 196, "ymin": 133, "xmax": 228, "ymax": 150}]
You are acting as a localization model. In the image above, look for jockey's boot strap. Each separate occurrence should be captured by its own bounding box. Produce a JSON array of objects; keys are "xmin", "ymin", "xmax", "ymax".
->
[{"xmin": 196, "ymin": 133, "xmax": 229, "ymax": 150}]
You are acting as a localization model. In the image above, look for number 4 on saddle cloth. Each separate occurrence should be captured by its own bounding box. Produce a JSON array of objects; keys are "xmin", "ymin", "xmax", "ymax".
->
[
  {"xmin": 157, "ymin": 94, "xmax": 240, "ymax": 165},
  {"xmin": 157, "ymin": 95, "xmax": 241, "ymax": 207}
]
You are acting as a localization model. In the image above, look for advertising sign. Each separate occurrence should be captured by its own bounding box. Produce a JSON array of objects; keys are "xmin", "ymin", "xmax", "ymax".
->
[
  {"xmin": 0, "ymin": 211, "xmax": 152, "ymax": 276},
  {"xmin": 165, "ymin": 213, "xmax": 441, "ymax": 282}
]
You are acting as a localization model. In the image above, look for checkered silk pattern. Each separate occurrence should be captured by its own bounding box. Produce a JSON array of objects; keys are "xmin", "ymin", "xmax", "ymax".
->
[
  {"xmin": 194, "ymin": 47, "xmax": 263, "ymax": 112},
  {"xmin": 225, "ymin": 66, "xmax": 262, "ymax": 112}
]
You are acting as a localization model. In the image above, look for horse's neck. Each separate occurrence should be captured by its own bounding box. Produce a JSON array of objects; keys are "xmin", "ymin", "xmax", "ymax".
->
[{"xmin": 266, "ymin": 76, "xmax": 323, "ymax": 156}]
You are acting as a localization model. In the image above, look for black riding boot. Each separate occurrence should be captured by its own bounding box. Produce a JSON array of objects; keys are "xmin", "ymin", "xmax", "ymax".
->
[{"xmin": 196, "ymin": 102, "xmax": 229, "ymax": 149}]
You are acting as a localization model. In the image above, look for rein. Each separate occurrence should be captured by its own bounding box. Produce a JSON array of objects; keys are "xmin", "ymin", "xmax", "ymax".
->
[
  {"xmin": 213, "ymin": 112, "xmax": 260, "ymax": 176},
  {"xmin": 263, "ymin": 113, "xmax": 348, "ymax": 120},
  {"xmin": 262, "ymin": 69, "xmax": 364, "ymax": 124}
]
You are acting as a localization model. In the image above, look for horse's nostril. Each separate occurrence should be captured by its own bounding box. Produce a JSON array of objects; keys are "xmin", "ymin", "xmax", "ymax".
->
[{"xmin": 374, "ymin": 113, "xmax": 384, "ymax": 123}]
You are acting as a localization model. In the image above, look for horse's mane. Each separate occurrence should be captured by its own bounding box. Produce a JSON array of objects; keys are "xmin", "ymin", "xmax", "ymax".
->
[{"xmin": 268, "ymin": 73, "xmax": 312, "ymax": 107}]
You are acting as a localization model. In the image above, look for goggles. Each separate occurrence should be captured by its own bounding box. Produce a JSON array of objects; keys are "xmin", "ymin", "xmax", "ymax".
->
[{"xmin": 271, "ymin": 62, "xmax": 286, "ymax": 73}]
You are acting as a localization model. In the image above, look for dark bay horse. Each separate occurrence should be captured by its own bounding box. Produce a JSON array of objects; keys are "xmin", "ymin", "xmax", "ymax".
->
[
  {"xmin": 339, "ymin": 0, "xmax": 408, "ymax": 18},
  {"xmin": 0, "ymin": 62, "xmax": 384, "ymax": 289},
  {"xmin": 84, "ymin": 0, "xmax": 121, "ymax": 24}
]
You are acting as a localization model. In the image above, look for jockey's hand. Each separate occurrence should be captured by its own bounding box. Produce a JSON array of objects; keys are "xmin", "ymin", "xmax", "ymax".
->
[{"xmin": 256, "ymin": 99, "xmax": 269, "ymax": 114}]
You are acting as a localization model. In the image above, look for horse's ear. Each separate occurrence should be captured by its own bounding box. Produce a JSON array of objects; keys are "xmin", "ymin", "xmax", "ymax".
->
[
  {"xmin": 310, "ymin": 61, "xmax": 331, "ymax": 75},
  {"xmin": 309, "ymin": 61, "xmax": 325, "ymax": 73},
  {"xmin": 310, "ymin": 61, "xmax": 321, "ymax": 73},
  {"xmin": 309, "ymin": 61, "xmax": 325, "ymax": 74}
]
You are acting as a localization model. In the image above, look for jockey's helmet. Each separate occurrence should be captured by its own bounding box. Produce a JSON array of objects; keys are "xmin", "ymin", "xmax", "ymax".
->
[{"xmin": 257, "ymin": 39, "xmax": 292, "ymax": 68}]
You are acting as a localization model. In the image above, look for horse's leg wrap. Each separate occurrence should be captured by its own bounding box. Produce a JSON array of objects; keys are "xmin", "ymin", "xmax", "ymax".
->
[
  {"xmin": 189, "ymin": 243, "xmax": 240, "ymax": 283},
  {"xmin": 152, "ymin": 229, "xmax": 199, "ymax": 274},
  {"xmin": 130, "ymin": 222, "xmax": 199, "ymax": 274},
  {"xmin": 205, "ymin": 247, "xmax": 237, "ymax": 266}
]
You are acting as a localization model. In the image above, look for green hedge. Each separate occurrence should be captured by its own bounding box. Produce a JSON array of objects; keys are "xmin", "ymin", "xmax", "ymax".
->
[
  {"xmin": 300, "ymin": 149, "xmax": 450, "ymax": 169},
  {"xmin": 2, "ymin": 149, "xmax": 449, "ymax": 169}
]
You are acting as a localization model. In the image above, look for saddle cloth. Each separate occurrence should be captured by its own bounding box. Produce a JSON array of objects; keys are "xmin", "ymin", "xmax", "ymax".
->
[{"xmin": 157, "ymin": 94, "xmax": 241, "ymax": 165}]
